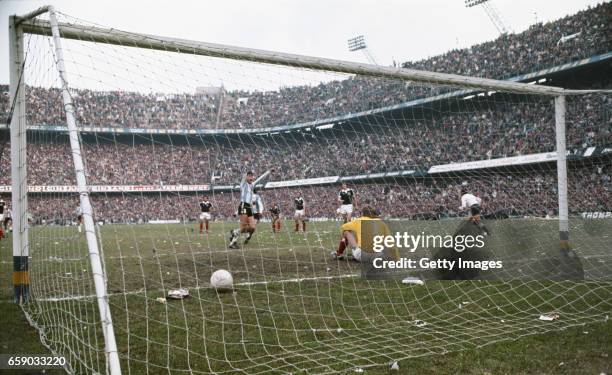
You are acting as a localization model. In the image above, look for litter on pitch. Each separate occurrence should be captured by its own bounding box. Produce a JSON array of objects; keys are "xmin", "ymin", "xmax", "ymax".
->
[
  {"xmin": 402, "ymin": 276, "xmax": 424, "ymax": 285},
  {"xmin": 167, "ymin": 288, "xmax": 190, "ymax": 300},
  {"xmin": 539, "ymin": 312, "xmax": 560, "ymax": 321},
  {"xmin": 311, "ymin": 328, "xmax": 344, "ymax": 333}
]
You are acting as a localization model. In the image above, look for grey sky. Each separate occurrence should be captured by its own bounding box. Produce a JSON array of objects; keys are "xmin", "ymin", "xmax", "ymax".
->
[{"xmin": 0, "ymin": 0, "xmax": 606, "ymax": 92}]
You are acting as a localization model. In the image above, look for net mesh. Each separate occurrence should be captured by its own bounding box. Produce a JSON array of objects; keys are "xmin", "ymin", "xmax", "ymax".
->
[{"xmin": 1, "ymin": 11, "xmax": 611, "ymax": 374}]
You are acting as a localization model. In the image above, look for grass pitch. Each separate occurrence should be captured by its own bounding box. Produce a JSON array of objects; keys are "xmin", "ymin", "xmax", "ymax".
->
[{"xmin": 1, "ymin": 218, "xmax": 611, "ymax": 374}]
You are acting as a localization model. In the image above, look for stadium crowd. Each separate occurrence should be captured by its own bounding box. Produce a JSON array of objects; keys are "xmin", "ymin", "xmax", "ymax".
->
[
  {"xmin": 11, "ymin": 164, "xmax": 610, "ymax": 223},
  {"xmin": 0, "ymin": 5, "xmax": 608, "ymax": 227},
  {"xmin": 0, "ymin": 3, "xmax": 609, "ymax": 130},
  {"xmin": 402, "ymin": 2, "xmax": 610, "ymax": 79},
  {"xmin": 1, "ymin": 93, "xmax": 609, "ymax": 186}
]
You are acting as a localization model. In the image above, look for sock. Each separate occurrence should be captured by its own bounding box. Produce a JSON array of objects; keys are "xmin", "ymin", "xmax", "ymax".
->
[
  {"xmin": 78, "ymin": 225, "xmax": 82, "ymax": 233},
  {"xmin": 199, "ymin": 222, "xmax": 204, "ymax": 232},
  {"xmin": 337, "ymin": 238, "xmax": 347, "ymax": 255},
  {"xmin": 0, "ymin": 228, "xmax": 3, "ymax": 238},
  {"xmin": 229, "ymin": 229, "xmax": 240, "ymax": 245},
  {"xmin": 205, "ymin": 222, "xmax": 209, "ymax": 231},
  {"xmin": 302, "ymin": 222, "xmax": 306, "ymax": 232},
  {"xmin": 295, "ymin": 222, "xmax": 299, "ymax": 231}
]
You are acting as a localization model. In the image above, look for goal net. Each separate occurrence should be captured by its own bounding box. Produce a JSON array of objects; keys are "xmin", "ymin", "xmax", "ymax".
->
[{"xmin": 3, "ymin": 9, "xmax": 611, "ymax": 374}]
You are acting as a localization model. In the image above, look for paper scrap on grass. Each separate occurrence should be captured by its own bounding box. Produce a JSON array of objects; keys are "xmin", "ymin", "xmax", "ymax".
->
[
  {"xmin": 167, "ymin": 288, "xmax": 189, "ymax": 299},
  {"xmin": 539, "ymin": 312, "xmax": 560, "ymax": 321},
  {"xmin": 402, "ymin": 277, "xmax": 424, "ymax": 285}
]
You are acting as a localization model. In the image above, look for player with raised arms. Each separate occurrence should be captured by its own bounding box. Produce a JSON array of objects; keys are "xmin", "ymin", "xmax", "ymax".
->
[
  {"xmin": 241, "ymin": 190, "xmax": 265, "ymax": 245},
  {"xmin": 294, "ymin": 193, "xmax": 306, "ymax": 232},
  {"xmin": 198, "ymin": 195, "xmax": 213, "ymax": 233},
  {"xmin": 459, "ymin": 187, "xmax": 490, "ymax": 236},
  {"xmin": 337, "ymin": 183, "xmax": 357, "ymax": 223},
  {"xmin": 229, "ymin": 168, "xmax": 272, "ymax": 249},
  {"xmin": 269, "ymin": 203, "xmax": 281, "ymax": 233},
  {"xmin": 228, "ymin": 170, "xmax": 255, "ymax": 249}
]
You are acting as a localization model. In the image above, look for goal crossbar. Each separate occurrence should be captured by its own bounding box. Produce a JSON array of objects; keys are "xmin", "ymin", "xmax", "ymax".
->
[{"xmin": 17, "ymin": 17, "xmax": 568, "ymax": 97}]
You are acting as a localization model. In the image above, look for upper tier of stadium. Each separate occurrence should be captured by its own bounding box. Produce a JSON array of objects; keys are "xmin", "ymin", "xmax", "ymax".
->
[{"xmin": 0, "ymin": 2, "xmax": 610, "ymax": 131}]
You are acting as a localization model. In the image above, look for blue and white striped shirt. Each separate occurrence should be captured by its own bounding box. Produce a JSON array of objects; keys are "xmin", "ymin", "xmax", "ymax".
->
[
  {"xmin": 240, "ymin": 173, "xmax": 254, "ymax": 204},
  {"xmin": 252, "ymin": 194, "xmax": 264, "ymax": 214}
]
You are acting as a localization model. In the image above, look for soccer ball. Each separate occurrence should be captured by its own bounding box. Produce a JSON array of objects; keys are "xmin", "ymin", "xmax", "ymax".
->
[
  {"xmin": 210, "ymin": 269, "xmax": 233, "ymax": 292},
  {"xmin": 352, "ymin": 247, "xmax": 362, "ymax": 262}
]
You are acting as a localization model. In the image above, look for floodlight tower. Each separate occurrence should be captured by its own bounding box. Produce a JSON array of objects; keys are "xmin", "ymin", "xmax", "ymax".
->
[
  {"xmin": 465, "ymin": 0, "xmax": 510, "ymax": 35},
  {"xmin": 347, "ymin": 35, "xmax": 378, "ymax": 65}
]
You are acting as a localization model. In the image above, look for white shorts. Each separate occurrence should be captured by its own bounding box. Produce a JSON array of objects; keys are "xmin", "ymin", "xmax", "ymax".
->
[
  {"xmin": 199, "ymin": 212, "xmax": 211, "ymax": 221},
  {"xmin": 0, "ymin": 214, "xmax": 4, "ymax": 222},
  {"xmin": 338, "ymin": 204, "xmax": 353, "ymax": 215},
  {"xmin": 294, "ymin": 209, "xmax": 305, "ymax": 218}
]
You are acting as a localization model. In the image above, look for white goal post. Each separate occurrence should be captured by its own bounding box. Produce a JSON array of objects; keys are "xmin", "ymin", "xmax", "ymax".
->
[
  {"xmin": 10, "ymin": 6, "xmax": 122, "ymax": 374},
  {"xmin": 9, "ymin": 5, "xmax": 597, "ymax": 374}
]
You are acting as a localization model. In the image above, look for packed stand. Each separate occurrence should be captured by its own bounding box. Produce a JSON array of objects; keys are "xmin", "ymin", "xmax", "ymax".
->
[
  {"xmin": 1, "ymin": 93, "xmax": 609, "ymax": 186},
  {"xmin": 15, "ymin": 165, "xmax": 611, "ymax": 224},
  {"xmin": 403, "ymin": 3, "xmax": 610, "ymax": 79},
  {"xmin": 0, "ymin": 3, "xmax": 609, "ymax": 130}
]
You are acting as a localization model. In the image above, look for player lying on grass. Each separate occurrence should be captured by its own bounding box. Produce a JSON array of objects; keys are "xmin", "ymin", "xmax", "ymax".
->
[
  {"xmin": 229, "ymin": 170, "xmax": 256, "ymax": 249},
  {"xmin": 459, "ymin": 187, "xmax": 490, "ymax": 236},
  {"xmin": 331, "ymin": 204, "xmax": 421, "ymax": 283},
  {"xmin": 332, "ymin": 205, "xmax": 388, "ymax": 261},
  {"xmin": 199, "ymin": 195, "xmax": 213, "ymax": 233}
]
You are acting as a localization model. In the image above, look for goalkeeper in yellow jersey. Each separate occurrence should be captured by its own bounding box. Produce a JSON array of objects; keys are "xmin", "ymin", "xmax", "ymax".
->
[{"xmin": 331, "ymin": 205, "xmax": 396, "ymax": 262}]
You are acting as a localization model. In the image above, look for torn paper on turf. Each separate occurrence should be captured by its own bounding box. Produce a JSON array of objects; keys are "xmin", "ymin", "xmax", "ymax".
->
[{"xmin": 167, "ymin": 288, "xmax": 190, "ymax": 299}]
